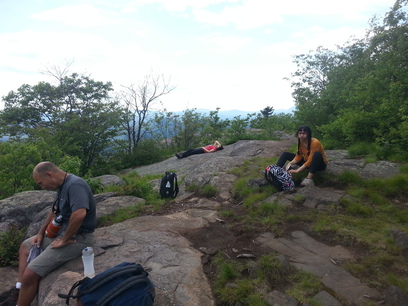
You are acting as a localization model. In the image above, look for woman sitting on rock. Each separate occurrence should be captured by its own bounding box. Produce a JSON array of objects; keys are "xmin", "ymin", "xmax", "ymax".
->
[
  {"xmin": 276, "ymin": 126, "xmax": 327, "ymax": 186},
  {"xmin": 175, "ymin": 141, "xmax": 223, "ymax": 159}
]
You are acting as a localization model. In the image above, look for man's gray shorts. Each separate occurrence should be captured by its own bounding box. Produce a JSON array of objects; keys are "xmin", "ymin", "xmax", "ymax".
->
[{"xmin": 25, "ymin": 233, "xmax": 95, "ymax": 277}]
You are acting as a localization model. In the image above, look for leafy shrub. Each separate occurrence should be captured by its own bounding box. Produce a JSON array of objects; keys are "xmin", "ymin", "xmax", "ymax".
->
[
  {"xmin": 286, "ymin": 270, "xmax": 324, "ymax": 303},
  {"xmin": 98, "ymin": 205, "xmax": 145, "ymax": 227},
  {"xmin": 202, "ymin": 184, "xmax": 218, "ymax": 197},
  {"xmin": 347, "ymin": 142, "xmax": 378, "ymax": 159},
  {"xmin": 257, "ymin": 254, "xmax": 292, "ymax": 284},
  {"xmin": 186, "ymin": 183, "xmax": 218, "ymax": 197},
  {"xmin": 0, "ymin": 226, "xmax": 25, "ymax": 267}
]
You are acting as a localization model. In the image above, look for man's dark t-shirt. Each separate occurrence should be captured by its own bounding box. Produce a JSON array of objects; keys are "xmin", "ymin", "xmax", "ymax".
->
[{"xmin": 53, "ymin": 174, "xmax": 96, "ymax": 234}]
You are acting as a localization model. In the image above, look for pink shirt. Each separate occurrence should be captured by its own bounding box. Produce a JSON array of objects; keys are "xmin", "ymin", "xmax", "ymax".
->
[{"xmin": 204, "ymin": 145, "xmax": 217, "ymax": 152}]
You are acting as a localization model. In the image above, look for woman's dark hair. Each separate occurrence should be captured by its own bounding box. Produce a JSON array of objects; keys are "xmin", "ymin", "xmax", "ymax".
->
[
  {"xmin": 217, "ymin": 145, "xmax": 224, "ymax": 150},
  {"xmin": 296, "ymin": 125, "xmax": 312, "ymax": 154}
]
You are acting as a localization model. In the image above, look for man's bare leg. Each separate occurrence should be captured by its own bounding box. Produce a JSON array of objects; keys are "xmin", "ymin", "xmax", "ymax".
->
[
  {"xmin": 17, "ymin": 268, "xmax": 41, "ymax": 306},
  {"xmin": 17, "ymin": 242, "xmax": 30, "ymax": 282}
]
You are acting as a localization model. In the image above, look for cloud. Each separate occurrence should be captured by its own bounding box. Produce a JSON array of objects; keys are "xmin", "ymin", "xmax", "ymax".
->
[
  {"xmin": 197, "ymin": 32, "xmax": 251, "ymax": 52},
  {"xmin": 147, "ymin": 0, "xmax": 392, "ymax": 29},
  {"xmin": 32, "ymin": 3, "xmax": 121, "ymax": 28}
]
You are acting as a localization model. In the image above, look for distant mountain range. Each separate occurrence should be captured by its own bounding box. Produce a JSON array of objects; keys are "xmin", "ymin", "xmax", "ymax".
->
[{"xmin": 175, "ymin": 106, "xmax": 296, "ymax": 120}]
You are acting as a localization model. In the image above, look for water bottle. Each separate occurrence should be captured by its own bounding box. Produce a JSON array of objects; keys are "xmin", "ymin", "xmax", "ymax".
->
[
  {"xmin": 45, "ymin": 215, "xmax": 63, "ymax": 238},
  {"xmin": 82, "ymin": 247, "xmax": 95, "ymax": 278}
]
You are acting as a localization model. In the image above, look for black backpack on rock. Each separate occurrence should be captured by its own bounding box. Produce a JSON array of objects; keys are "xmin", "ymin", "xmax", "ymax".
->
[
  {"xmin": 160, "ymin": 172, "xmax": 179, "ymax": 199},
  {"xmin": 265, "ymin": 165, "xmax": 295, "ymax": 191},
  {"xmin": 58, "ymin": 262, "xmax": 155, "ymax": 306}
]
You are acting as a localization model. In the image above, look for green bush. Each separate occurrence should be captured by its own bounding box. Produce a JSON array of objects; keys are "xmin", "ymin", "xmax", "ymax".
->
[
  {"xmin": 0, "ymin": 226, "xmax": 26, "ymax": 267},
  {"xmin": 186, "ymin": 183, "xmax": 218, "ymax": 198}
]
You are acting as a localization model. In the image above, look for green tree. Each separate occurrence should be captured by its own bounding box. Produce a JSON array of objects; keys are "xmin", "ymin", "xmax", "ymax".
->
[
  {"xmin": 173, "ymin": 109, "xmax": 204, "ymax": 150},
  {"xmin": 200, "ymin": 108, "xmax": 230, "ymax": 144},
  {"xmin": 227, "ymin": 114, "xmax": 254, "ymax": 141},
  {"xmin": 0, "ymin": 73, "xmax": 123, "ymax": 175},
  {"xmin": 151, "ymin": 110, "xmax": 179, "ymax": 150},
  {"xmin": 289, "ymin": 0, "xmax": 408, "ymax": 154},
  {"xmin": 260, "ymin": 106, "xmax": 274, "ymax": 118},
  {"xmin": 0, "ymin": 140, "xmax": 81, "ymax": 199}
]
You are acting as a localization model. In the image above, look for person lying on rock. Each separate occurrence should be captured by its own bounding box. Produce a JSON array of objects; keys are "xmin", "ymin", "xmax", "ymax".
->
[
  {"xmin": 1, "ymin": 162, "xmax": 96, "ymax": 306},
  {"xmin": 175, "ymin": 140, "xmax": 224, "ymax": 159},
  {"xmin": 276, "ymin": 125, "xmax": 327, "ymax": 187}
]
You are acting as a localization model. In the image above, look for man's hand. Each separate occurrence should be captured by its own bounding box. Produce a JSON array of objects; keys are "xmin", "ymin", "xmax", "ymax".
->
[
  {"xmin": 51, "ymin": 208, "xmax": 86, "ymax": 248},
  {"xmin": 50, "ymin": 238, "xmax": 76, "ymax": 248},
  {"xmin": 32, "ymin": 234, "xmax": 44, "ymax": 247}
]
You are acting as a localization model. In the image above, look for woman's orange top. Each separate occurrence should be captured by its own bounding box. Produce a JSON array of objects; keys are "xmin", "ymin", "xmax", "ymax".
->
[{"xmin": 293, "ymin": 138, "xmax": 328, "ymax": 168}]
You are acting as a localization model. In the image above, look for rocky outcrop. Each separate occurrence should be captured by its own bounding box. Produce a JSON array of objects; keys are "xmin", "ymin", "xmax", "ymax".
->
[
  {"xmin": 256, "ymin": 231, "xmax": 381, "ymax": 305},
  {"xmin": 0, "ymin": 139, "xmax": 406, "ymax": 305},
  {"xmin": 35, "ymin": 209, "xmax": 219, "ymax": 306},
  {"xmin": 91, "ymin": 174, "xmax": 126, "ymax": 187}
]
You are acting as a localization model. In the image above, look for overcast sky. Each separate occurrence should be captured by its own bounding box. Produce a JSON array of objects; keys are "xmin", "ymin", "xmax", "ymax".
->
[{"xmin": 0, "ymin": 0, "xmax": 395, "ymax": 112}]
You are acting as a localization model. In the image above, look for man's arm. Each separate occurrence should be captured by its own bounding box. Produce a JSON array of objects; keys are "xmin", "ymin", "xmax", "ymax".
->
[
  {"xmin": 32, "ymin": 211, "xmax": 54, "ymax": 247},
  {"xmin": 51, "ymin": 208, "xmax": 86, "ymax": 248}
]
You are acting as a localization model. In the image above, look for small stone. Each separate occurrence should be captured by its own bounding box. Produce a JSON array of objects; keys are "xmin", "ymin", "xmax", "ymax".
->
[{"xmin": 236, "ymin": 253, "xmax": 256, "ymax": 258}]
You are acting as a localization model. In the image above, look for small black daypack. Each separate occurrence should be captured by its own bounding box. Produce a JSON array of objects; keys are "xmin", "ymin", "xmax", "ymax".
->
[
  {"xmin": 265, "ymin": 165, "xmax": 295, "ymax": 191},
  {"xmin": 58, "ymin": 262, "xmax": 155, "ymax": 306},
  {"xmin": 160, "ymin": 172, "xmax": 179, "ymax": 199}
]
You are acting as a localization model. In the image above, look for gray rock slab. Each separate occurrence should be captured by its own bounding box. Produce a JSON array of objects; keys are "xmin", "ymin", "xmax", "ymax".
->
[
  {"xmin": 124, "ymin": 140, "xmax": 296, "ymax": 196},
  {"xmin": 390, "ymin": 228, "xmax": 408, "ymax": 250},
  {"xmin": 312, "ymin": 291, "xmax": 342, "ymax": 306},
  {"xmin": 385, "ymin": 285, "xmax": 408, "ymax": 306},
  {"xmin": 360, "ymin": 161, "xmax": 400, "ymax": 180},
  {"xmin": 0, "ymin": 267, "xmax": 18, "ymax": 296},
  {"xmin": 91, "ymin": 174, "xmax": 126, "ymax": 187},
  {"xmin": 325, "ymin": 150, "xmax": 400, "ymax": 179},
  {"xmin": 95, "ymin": 195, "xmax": 146, "ymax": 221},
  {"xmin": 0, "ymin": 191, "xmax": 55, "ymax": 225},
  {"xmin": 36, "ymin": 209, "xmax": 219, "ymax": 306},
  {"xmin": 265, "ymin": 290, "xmax": 297, "ymax": 306},
  {"xmin": 255, "ymin": 231, "xmax": 381, "ymax": 305},
  {"xmin": 295, "ymin": 187, "xmax": 345, "ymax": 205}
]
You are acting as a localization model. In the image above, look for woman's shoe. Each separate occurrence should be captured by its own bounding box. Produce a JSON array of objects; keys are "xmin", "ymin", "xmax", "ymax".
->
[{"xmin": 300, "ymin": 178, "xmax": 314, "ymax": 187}]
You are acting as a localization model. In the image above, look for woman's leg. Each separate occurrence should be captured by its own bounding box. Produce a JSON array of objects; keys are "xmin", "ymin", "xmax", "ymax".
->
[
  {"xmin": 276, "ymin": 152, "xmax": 296, "ymax": 168},
  {"xmin": 181, "ymin": 148, "xmax": 205, "ymax": 158},
  {"xmin": 307, "ymin": 152, "xmax": 327, "ymax": 178}
]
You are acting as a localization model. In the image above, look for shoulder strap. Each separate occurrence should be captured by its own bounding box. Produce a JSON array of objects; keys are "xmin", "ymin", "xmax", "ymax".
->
[
  {"xmin": 96, "ymin": 274, "xmax": 152, "ymax": 306},
  {"xmin": 264, "ymin": 165, "xmax": 274, "ymax": 183},
  {"xmin": 81, "ymin": 264, "xmax": 146, "ymax": 294},
  {"xmin": 58, "ymin": 278, "xmax": 90, "ymax": 305},
  {"xmin": 58, "ymin": 264, "xmax": 146, "ymax": 305},
  {"xmin": 172, "ymin": 173, "xmax": 179, "ymax": 198}
]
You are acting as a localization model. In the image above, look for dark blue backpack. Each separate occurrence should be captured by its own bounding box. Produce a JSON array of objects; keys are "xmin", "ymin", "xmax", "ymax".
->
[{"xmin": 58, "ymin": 262, "xmax": 155, "ymax": 306}]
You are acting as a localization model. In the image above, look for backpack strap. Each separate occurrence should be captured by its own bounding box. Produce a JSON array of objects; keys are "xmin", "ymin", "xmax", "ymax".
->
[
  {"xmin": 264, "ymin": 166, "xmax": 273, "ymax": 183},
  {"xmin": 58, "ymin": 278, "xmax": 90, "ymax": 305},
  {"xmin": 81, "ymin": 264, "xmax": 146, "ymax": 294},
  {"xmin": 95, "ymin": 274, "xmax": 152, "ymax": 306},
  {"xmin": 172, "ymin": 173, "xmax": 179, "ymax": 198}
]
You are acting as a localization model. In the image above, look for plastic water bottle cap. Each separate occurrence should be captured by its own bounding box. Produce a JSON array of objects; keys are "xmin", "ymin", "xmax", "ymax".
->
[{"xmin": 82, "ymin": 247, "xmax": 94, "ymax": 256}]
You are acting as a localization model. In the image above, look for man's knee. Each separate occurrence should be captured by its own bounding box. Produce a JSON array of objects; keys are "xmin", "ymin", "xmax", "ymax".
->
[
  {"xmin": 22, "ymin": 267, "xmax": 42, "ymax": 284},
  {"xmin": 19, "ymin": 240, "xmax": 30, "ymax": 257}
]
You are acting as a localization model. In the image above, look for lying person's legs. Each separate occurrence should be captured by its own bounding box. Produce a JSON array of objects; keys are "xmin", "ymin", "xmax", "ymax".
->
[{"xmin": 177, "ymin": 148, "xmax": 205, "ymax": 158}]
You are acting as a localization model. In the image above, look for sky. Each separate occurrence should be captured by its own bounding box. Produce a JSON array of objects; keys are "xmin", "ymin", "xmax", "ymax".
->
[{"xmin": 0, "ymin": 0, "xmax": 396, "ymax": 113}]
